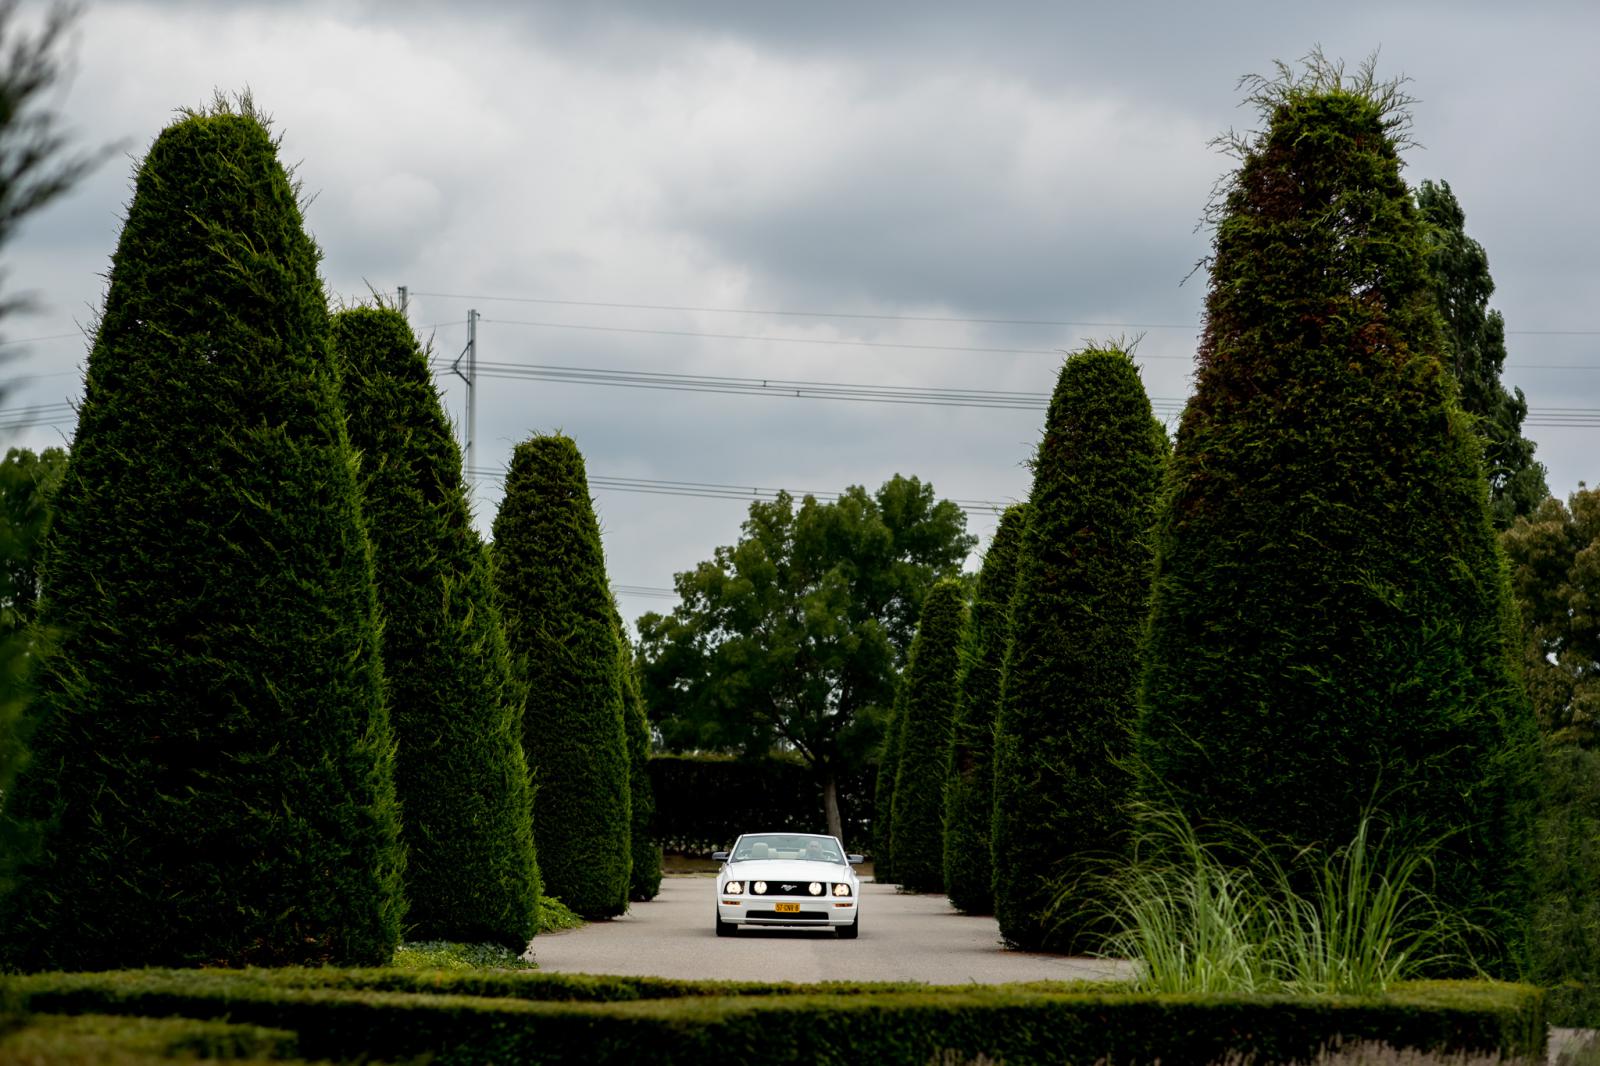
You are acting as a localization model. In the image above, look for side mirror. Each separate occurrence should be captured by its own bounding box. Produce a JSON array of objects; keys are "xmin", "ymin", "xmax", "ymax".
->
[
  {"xmin": 711, "ymin": 851, "xmax": 729, "ymax": 862},
  {"xmin": 846, "ymin": 854, "xmax": 865, "ymax": 865}
]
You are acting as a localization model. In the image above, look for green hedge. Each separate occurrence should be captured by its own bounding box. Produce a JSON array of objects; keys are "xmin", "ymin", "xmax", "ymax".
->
[
  {"xmin": 7, "ymin": 970, "xmax": 1546, "ymax": 1065},
  {"xmin": 646, "ymin": 755, "xmax": 871, "ymax": 855},
  {"xmin": 0, "ymin": 1013, "xmax": 299, "ymax": 1062}
]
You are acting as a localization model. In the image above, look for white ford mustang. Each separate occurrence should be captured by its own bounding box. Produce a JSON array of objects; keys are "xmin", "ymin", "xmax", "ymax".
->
[{"xmin": 712, "ymin": 832, "xmax": 864, "ymax": 938}]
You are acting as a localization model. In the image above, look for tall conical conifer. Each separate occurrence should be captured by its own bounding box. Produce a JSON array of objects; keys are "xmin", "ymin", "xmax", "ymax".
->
[
  {"xmin": 872, "ymin": 685, "xmax": 907, "ymax": 882},
  {"xmin": 0, "ymin": 99, "xmax": 403, "ymax": 970},
  {"xmin": 890, "ymin": 579, "xmax": 966, "ymax": 892},
  {"xmin": 1137, "ymin": 58, "xmax": 1537, "ymax": 973},
  {"xmin": 493, "ymin": 434, "xmax": 631, "ymax": 918},
  {"xmin": 334, "ymin": 307, "xmax": 540, "ymax": 949},
  {"xmin": 943, "ymin": 503, "xmax": 1027, "ymax": 914},
  {"xmin": 620, "ymin": 634, "xmax": 662, "ymax": 902},
  {"xmin": 992, "ymin": 345, "xmax": 1166, "ymax": 951}
]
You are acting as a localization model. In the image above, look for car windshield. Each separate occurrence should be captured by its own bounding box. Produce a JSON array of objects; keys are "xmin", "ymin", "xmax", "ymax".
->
[{"xmin": 731, "ymin": 834, "xmax": 844, "ymax": 864}]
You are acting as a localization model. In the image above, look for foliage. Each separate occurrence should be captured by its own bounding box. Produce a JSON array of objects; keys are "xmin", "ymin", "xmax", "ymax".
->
[
  {"xmin": 333, "ymin": 306, "xmax": 539, "ymax": 949},
  {"xmin": 1416, "ymin": 180, "xmax": 1547, "ymax": 529},
  {"xmin": 0, "ymin": 98, "xmax": 404, "ymax": 970},
  {"xmin": 0, "ymin": 1013, "xmax": 299, "ymax": 1063},
  {"xmin": 492, "ymin": 433, "xmax": 631, "ymax": 918},
  {"xmin": 888, "ymin": 579, "xmax": 966, "ymax": 891},
  {"xmin": 4, "ymin": 968, "xmax": 1548, "ymax": 1065},
  {"xmin": 638, "ymin": 475, "xmax": 974, "ymax": 844},
  {"xmin": 943, "ymin": 504, "xmax": 1027, "ymax": 914},
  {"xmin": 992, "ymin": 345, "xmax": 1166, "ymax": 951},
  {"xmin": 0, "ymin": 0, "xmax": 107, "ymax": 820},
  {"xmin": 0, "ymin": 446, "xmax": 64, "ymax": 635},
  {"xmin": 1092, "ymin": 808, "xmax": 1468, "ymax": 998},
  {"xmin": 1136, "ymin": 56, "xmax": 1539, "ymax": 975},
  {"xmin": 646, "ymin": 754, "xmax": 871, "ymax": 855},
  {"xmin": 392, "ymin": 941, "xmax": 537, "ymax": 971},
  {"xmin": 870, "ymin": 681, "xmax": 906, "ymax": 881},
  {"xmin": 1527, "ymin": 740, "xmax": 1600, "ymax": 1026},
  {"xmin": 620, "ymin": 637, "xmax": 662, "ymax": 901},
  {"xmin": 1501, "ymin": 486, "xmax": 1600, "ymax": 747}
]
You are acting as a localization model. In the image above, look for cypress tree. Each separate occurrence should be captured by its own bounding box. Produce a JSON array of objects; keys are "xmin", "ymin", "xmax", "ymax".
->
[
  {"xmin": 620, "ymin": 635, "xmax": 662, "ymax": 902},
  {"xmin": 890, "ymin": 579, "xmax": 967, "ymax": 892},
  {"xmin": 942, "ymin": 503, "xmax": 1027, "ymax": 914},
  {"xmin": 333, "ymin": 307, "xmax": 540, "ymax": 949},
  {"xmin": 871, "ymin": 684, "xmax": 907, "ymax": 883},
  {"xmin": 992, "ymin": 345, "xmax": 1166, "ymax": 951},
  {"xmin": 492, "ymin": 434, "xmax": 631, "ymax": 918},
  {"xmin": 1136, "ymin": 57, "xmax": 1538, "ymax": 972},
  {"xmin": 1417, "ymin": 180, "xmax": 1547, "ymax": 529},
  {"xmin": 0, "ymin": 98, "xmax": 404, "ymax": 970}
]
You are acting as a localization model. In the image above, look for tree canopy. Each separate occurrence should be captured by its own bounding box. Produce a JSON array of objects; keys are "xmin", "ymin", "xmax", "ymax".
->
[
  {"xmin": 1501, "ymin": 486, "xmax": 1600, "ymax": 749},
  {"xmin": 638, "ymin": 474, "xmax": 974, "ymax": 844},
  {"xmin": 1417, "ymin": 179, "xmax": 1547, "ymax": 528}
]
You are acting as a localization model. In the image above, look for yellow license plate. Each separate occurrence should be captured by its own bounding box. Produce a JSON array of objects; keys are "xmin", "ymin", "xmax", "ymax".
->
[{"xmin": 775, "ymin": 902, "xmax": 801, "ymax": 913}]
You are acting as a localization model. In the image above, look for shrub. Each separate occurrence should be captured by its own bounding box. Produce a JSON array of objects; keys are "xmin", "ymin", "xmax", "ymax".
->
[
  {"xmin": 5, "ymin": 969, "xmax": 1547, "ymax": 1065},
  {"xmin": 333, "ymin": 307, "xmax": 540, "ymax": 949},
  {"xmin": 943, "ymin": 504, "xmax": 1027, "ymax": 914},
  {"xmin": 992, "ymin": 345, "xmax": 1166, "ymax": 950},
  {"xmin": 1135, "ymin": 56, "xmax": 1538, "ymax": 974},
  {"xmin": 1528, "ymin": 741, "xmax": 1600, "ymax": 1026},
  {"xmin": 492, "ymin": 434, "xmax": 630, "ymax": 918},
  {"xmin": 0, "ymin": 98, "xmax": 403, "ymax": 970},
  {"xmin": 890, "ymin": 579, "xmax": 966, "ymax": 891},
  {"xmin": 620, "ymin": 637, "xmax": 662, "ymax": 901}
]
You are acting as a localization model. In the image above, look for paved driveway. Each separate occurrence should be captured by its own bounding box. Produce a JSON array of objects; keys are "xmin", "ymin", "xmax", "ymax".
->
[{"xmin": 529, "ymin": 876, "xmax": 1130, "ymax": 985}]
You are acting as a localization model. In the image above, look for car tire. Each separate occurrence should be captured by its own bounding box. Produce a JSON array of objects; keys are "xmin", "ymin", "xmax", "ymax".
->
[
  {"xmin": 837, "ymin": 914, "xmax": 859, "ymax": 940},
  {"xmin": 715, "ymin": 914, "xmax": 735, "ymax": 937}
]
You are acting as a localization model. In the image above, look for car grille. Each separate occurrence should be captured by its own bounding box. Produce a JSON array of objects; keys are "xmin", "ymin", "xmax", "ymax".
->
[
  {"xmin": 752, "ymin": 881, "xmax": 815, "ymax": 896},
  {"xmin": 745, "ymin": 909, "xmax": 828, "ymax": 921}
]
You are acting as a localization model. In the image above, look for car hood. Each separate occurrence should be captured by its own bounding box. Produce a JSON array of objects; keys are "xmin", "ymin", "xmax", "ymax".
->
[{"xmin": 722, "ymin": 860, "xmax": 851, "ymax": 882}]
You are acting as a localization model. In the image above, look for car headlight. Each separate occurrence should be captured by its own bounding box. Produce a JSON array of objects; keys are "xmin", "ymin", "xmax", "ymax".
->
[
  {"xmin": 832, "ymin": 883, "xmax": 851, "ymax": 897},
  {"xmin": 723, "ymin": 881, "xmax": 743, "ymax": 895},
  {"xmin": 808, "ymin": 882, "xmax": 822, "ymax": 896},
  {"xmin": 753, "ymin": 881, "xmax": 767, "ymax": 895}
]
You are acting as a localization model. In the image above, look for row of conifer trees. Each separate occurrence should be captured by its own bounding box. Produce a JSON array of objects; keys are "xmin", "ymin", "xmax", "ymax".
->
[
  {"xmin": 875, "ymin": 60, "xmax": 1542, "ymax": 977},
  {"xmin": 0, "ymin": 97, "xmax": 656, "ymax": 972}
]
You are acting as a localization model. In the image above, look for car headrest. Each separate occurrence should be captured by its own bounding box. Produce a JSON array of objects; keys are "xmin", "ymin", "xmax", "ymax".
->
[{"xmin": 751, "ymin": 843, "xmax": 769, "ymax": 860}]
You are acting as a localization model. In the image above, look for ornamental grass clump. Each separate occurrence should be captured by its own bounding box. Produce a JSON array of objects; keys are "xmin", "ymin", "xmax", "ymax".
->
[{"xmin": 1089, "ymin": 806, "xmax": 1469, "ymax": 997}]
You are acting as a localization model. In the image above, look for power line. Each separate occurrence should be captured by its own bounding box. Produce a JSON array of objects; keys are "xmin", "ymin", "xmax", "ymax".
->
[
  {"xmin": 467, "ymin": 466, "xmax": 1017, "ymax": 517},
  {"xmin": 411, "ymin": 289, "xmax": 1600, "ymax": 337}
]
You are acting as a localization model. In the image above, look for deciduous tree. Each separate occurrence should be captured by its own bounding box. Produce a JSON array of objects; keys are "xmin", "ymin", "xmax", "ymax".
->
[{"xmin": 638, "ymin": 476, "xmax": 974, "ymax": 845}]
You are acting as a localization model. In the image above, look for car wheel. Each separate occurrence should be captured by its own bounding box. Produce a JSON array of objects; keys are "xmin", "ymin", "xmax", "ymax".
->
[
  {"xmin": 715, "ymin": 914, "xmax": 735, "ymax": 937},
  {"xmin": 837, "ymin": 914, "xmax": 859, "ymax": 940}
]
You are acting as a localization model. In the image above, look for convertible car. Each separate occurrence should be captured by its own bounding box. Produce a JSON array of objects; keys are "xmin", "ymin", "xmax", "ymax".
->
[{"xmin": 712, "ymin": 832, "xmax": 864, "ymax": 938}]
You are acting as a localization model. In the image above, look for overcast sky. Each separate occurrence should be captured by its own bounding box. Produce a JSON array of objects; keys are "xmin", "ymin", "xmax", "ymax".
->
[{"xmin": 5, "ymin": 1, "xmax": 1598, "ymax": 632}]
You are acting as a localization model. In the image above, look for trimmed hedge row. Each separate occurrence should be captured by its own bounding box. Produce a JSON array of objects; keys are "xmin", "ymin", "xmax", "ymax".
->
[
  {"xmin": 8, "ymin": 970, "xmax": 1546, "ymax": 1065},
  {"xmin": 646, "ymin": 755, "xmax": 871, "ymax": 855}
]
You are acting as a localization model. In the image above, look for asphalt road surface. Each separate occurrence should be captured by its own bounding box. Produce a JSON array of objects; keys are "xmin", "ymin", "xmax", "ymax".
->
[{"xmin": 529, "ymin": 875, "xmax": 1130, "ymax": 984}]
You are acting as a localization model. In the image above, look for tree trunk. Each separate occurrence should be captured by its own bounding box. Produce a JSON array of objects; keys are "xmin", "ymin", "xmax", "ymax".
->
[{"xmin": 822, "ymin": 770, "xmax": 844, "ymax": 845}]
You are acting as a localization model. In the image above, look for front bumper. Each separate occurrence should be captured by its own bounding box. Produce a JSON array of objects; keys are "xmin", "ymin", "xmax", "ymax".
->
[{"xmin": 718, "ymin": 894, "xmax": 856, "ymax": 927}]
